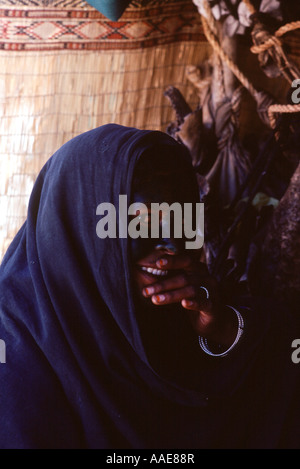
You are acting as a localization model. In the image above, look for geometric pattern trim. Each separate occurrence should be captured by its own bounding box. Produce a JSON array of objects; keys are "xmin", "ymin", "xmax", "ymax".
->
[{"xmin": 0, "ymin": 1, "xmax": 205, "ymax": 50}]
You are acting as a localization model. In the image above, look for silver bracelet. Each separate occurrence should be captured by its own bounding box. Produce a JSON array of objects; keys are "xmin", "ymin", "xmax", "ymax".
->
[{"xmin": 198, "ymin": 305, "xmax": 244, "ymax": 358}]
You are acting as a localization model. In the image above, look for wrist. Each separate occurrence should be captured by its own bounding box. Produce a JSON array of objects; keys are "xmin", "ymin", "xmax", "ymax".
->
[
  {"xmin": 207, "ymin": 304, "xmax": 239, "ymax": 347},
  {"xmin": 198, "ymin": 306, "xmax": 244, "ymax": 357}
]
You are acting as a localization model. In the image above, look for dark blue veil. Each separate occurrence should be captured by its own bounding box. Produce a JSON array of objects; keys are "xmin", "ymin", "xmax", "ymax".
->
[{"xmin": 0, "ymin": 124, "xmax": 299, "ymax": 449}]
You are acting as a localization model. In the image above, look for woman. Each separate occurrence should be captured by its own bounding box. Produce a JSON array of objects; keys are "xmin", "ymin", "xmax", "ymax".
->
[{"xmin": 0, "ymin": 124, "xmax": 299, "ymax": 448}]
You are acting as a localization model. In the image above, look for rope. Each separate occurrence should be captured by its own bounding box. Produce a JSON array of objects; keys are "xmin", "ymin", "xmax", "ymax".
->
[
  {"xmin": 241, "ymin": 0, "xmax": 300, "ymax": 55},
  {"xmin": 242, "ymin": 0, "xmax": 300, "ymax": 126},
  {"xmin": 251, "ymin": 35, "xmax": 282, "ymax": 54},
  {"xmin": 268, "ymin": 103, "xmax": 300, "ymax": 129},
  {"xmin": 200, "ymin": 0, "xmax": 300, "ymax": 129},
  {"xmin": 201, "ymin": 0, "xmax": 219, "ymax": 36},
  {"xmin": 250, "ymin": 21, "xmax": 300, "ymax": 54},
  {"xmin": 277, "ymin": 21, "xmax": 300, "ymax": 38},
  {"xmin": 201, "ymin": 9, "xmax": 258, "ymax": 99}
]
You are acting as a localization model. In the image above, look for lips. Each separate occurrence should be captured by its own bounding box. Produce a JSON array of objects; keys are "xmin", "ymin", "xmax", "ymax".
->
[{"xmin": 140, "ymin": 266, "xmax": 169, "ymax": 277}]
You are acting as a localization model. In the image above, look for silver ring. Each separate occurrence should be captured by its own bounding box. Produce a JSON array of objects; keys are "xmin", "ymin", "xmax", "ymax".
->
[{"xmin": 199, "ymin": 286, "xmax": 209, "ymax": 300}]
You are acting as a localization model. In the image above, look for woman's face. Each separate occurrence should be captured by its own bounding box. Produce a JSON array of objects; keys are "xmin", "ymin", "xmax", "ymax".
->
[{"xmin": 130, "ymin": 162, "xmax": 199, "ymax": 294}]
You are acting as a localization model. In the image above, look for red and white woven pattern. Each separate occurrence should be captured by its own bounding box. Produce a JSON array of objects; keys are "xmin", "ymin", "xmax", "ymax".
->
[{"xmin": 0, "ymin": 0, "xmax": 204, "ymax": 50}]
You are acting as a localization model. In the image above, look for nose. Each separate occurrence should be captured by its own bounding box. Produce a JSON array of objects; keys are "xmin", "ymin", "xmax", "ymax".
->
[{"xmin": 154, "ymin": 239, "xmax": 181, "ymax": 255}]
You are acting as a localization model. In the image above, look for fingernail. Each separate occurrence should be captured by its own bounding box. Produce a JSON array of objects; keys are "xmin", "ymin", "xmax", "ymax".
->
[
  {"xmin": 156, "ymin": 258, "xmax": 168, "ymax": 267},
  {"xmin": 143, "ymin": 286, "xmax": 155, "ymax": 296},
  {"xmin": 153, "ymin": 294, "xmax": 165, "ymax": 303},
  {"xmin": 183, "ymin": 299, "xmax": 194, "ymax": 307}
]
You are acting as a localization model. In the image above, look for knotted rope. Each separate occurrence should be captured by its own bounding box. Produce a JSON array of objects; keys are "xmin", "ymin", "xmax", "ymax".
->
[
  {"xmin": 242, "ymin": 0, "xmax": 300, "ymax": 56},
  {"xmin": 201, "ymin": 0, "xmax": 258, "ymax": 99},
  {"xmin": 242, "ymin": 0, "xmax": 300, "ymax": 82},
  {"xmin": 268, "ymin": 102, "xmax": 300, "ymax": 130},
  {"xmin": 250, "ymin": 22, "xmax": 300, "ymax": 54},
  {"xmin": 200, "ymin": 0, "xmax": 300, "ymax": 129}
]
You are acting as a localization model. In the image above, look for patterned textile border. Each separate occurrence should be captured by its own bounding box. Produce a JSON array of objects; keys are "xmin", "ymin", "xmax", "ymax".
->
[{"xmin": 0, "ymin": 0, "xmax": 205, "ymax": 50}]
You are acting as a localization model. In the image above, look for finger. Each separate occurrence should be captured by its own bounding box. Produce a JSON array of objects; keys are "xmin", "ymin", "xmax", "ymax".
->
[
  {"xmin": 151, "ymin": 285, "xmax": 196, "ymax": 306},
  {"xmin": 156, "ymin": 254, "xmax": 209, "ymax": 277},
  {"xmin": 182, "ymin": 303, "xmax": 216, "ymax": 337},
  {"xmin": 181, "ymin": 298, "xmax": 212, "ymax": 313},
  {"xmin": 155, "ymin": 254, "xmax": 192, "ymax": 271},
  {"xmin": 181, "ymin": 299, "xmax": 199, "ymax": 310},
  {"xmin": 142, "ymin": 273, "xmax": 188, "ymax": 297}
]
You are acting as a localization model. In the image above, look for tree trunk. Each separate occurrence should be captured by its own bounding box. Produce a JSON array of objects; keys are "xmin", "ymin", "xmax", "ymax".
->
[{"xmin": 259, "ymin": 161, "xmax": 300, "ymax": 311}]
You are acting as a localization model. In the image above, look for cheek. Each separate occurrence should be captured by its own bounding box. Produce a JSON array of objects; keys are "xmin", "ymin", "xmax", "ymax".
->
[{"xmin": 130, "ymin": 237, "xmax": 157, "ymax": 264}]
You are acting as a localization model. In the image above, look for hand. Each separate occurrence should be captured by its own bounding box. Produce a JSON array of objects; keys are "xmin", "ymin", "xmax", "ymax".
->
[{"xmin": 141, "ymin": 253, "xmax": 238, "ymax": 347}]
